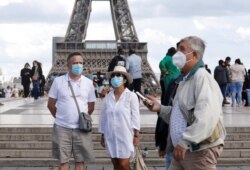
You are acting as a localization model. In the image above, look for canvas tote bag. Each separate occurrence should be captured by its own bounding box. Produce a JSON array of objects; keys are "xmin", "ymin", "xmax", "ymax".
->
[{"xmin": 132, "ymin": 146, "xmax": 149, "ymax": 170}]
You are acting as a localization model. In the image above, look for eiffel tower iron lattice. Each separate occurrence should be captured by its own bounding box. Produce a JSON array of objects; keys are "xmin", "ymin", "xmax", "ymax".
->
[{"xmin": 47, "ymin": 0, "xmax": 160, "ymax": 94}]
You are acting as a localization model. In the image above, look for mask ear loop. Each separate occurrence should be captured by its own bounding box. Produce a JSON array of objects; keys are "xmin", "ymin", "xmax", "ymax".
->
[
  {"xmin": 123, "ymin": 77, "xmax": 127, "ymax": 84},
  {"xmin": 185, "ymin": 51, "xmax": 194, "ymax": 63}
]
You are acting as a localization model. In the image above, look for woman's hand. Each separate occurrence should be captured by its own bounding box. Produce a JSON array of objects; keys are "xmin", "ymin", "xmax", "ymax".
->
[
  {"xmin": 133, "ymin": 136, "xmax": 140, "ymax": 146},
  {"xmin": 100, "ymin": 135, "xmax": 105, "ymax": 148},
  {"xmin": 158, "ymin": 150, "xmax": 166, "ymax": 158}
]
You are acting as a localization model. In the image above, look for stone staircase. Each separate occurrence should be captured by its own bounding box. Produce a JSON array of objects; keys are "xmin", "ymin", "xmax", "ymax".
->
[{"xmin": 0, "ymin": 126, "xmax": 249, "ymax": 167}]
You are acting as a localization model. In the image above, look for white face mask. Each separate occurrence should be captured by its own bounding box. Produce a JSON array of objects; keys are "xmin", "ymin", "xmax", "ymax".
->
[{"xmin": 172, "ymin": 51, "xmax": 193, "ymax": 70}]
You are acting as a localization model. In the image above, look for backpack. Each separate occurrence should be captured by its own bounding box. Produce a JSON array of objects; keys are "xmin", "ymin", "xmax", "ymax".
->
[{"xmin": 108, "ymin": 55, "xmax": 126, "ymax": 71}]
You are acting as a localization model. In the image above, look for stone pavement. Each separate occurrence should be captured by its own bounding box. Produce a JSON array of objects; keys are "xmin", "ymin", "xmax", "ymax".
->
[
  {"xmin": 0, "ymin": 97, "xmax": 250, "ymax": 128},
  {"xmin": 0, "ymin": 165, "xmax": 250, "ymax": 170},
  {"xmin": 0, "ymin": 97, "xmax": 250, "ymax": 170}
]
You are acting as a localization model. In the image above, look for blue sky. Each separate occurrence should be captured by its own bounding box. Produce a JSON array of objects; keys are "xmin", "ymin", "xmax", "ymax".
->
[{"xmin": 0, "ymin": 0, "xmax": 250, "ymax": 81}]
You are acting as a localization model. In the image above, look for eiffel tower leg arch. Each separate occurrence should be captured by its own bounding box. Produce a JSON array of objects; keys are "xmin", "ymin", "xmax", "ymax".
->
[{"xmin": 47, "ymin": 0, "xmax": 160, "ymax": 95}]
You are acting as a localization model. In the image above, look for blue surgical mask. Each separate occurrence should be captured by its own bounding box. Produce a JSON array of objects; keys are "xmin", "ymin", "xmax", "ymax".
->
[
  {"xmin": 111, "ymin": 76, "xmax": 124, "ymax": 88},
  {"xmin": 72, "ymin": 64, "xmax": 83, "ymax": 75}
]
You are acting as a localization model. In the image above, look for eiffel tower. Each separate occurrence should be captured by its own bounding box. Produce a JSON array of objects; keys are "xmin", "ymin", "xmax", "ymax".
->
[{"xmin": 47, "ymin": 0, "xmax": 160, "ymax": 94}]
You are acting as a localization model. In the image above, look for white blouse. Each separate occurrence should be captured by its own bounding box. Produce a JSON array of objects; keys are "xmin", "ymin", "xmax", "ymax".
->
[{"xmin": 99, "ymin": 88, "xmax": 140, "ymax": 158}]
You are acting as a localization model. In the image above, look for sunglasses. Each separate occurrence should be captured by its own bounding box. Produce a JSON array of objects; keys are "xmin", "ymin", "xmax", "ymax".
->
[{"xmin": 111, "ymin": 73, "xmax": 122, "ymax": 78}]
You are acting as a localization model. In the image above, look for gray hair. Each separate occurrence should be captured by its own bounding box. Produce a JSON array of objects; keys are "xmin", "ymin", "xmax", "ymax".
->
[{"xmin": 181, "ymin": 36, "xmax": 206, "ymax": 59}]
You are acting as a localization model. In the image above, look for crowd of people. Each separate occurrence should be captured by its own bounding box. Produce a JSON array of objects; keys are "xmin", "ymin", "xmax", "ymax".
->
[
  {"xmin": 214, "ymin": 57, "xmax": 250, "ymax": 107},
  {"xmin": 1, "ymin": 35, "xmax": 248, "ymax": 169},
  {"xmin": 0, "ymin": 60, "xmax": 46, "ymax": 101},
  {"xmin": 20, "ymin": 60, "xmax": 46, "ymax": 100},
  {"xmin": 46, "ymin": 35, "xmax": 242, "ymax": 170},
  {"xmin": 0, "ymin": 35, "xmax": 249, "ymax": 169},
  {"xmin": 0, "ymin": 85, "xmax": 20, "ymax": 98}
]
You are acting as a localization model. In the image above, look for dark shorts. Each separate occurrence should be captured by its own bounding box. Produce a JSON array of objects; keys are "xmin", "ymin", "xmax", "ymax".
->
[
  {"xmin": 129, "ymin": 78, "xmax": 142, "ymax": 93},
  {"xmin": 52, "ymin": 124, "xmax": 95, "ymax": 163}
]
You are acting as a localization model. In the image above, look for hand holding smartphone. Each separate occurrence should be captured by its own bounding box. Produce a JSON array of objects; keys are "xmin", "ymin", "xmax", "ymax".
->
[{"xmin": 136, "ymin": 92, "xmax": 153, "ymax": 105}]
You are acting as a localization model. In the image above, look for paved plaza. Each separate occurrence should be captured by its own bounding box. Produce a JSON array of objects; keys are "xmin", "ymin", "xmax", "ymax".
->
[
  {"xmin": 0, "ymin": 97, "xmax": 250, "ymax": 128},
  {"xmin": 0, "ymin": 166, "xmax": 249, "ymax": 170},
  {"xmin": 0, "ymin": 97, "xmax": 250, "ymax": 169}
]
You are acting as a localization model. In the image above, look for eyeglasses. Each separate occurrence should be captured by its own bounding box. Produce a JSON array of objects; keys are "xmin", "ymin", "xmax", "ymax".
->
[{"xmin": 111, "ymin": 73, "xmax": 122, "ymax": 78}]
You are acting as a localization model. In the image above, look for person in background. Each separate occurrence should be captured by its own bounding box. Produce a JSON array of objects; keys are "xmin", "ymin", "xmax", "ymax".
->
[
  {"xmin": 40, "ymin": 75, "xmax": 46, "ymax": 97},
  {"xmin": 158, "ymin": 46, "xmax": 180, "ymax": 170},
  {"xmin": 159, "ymin": 47, "xmax": 179, "ymax": 104},
  {"xmin": 205, "ymin": 64, "xmax": 211, "ymax": 74},
  {"xmin": 12, "ymin": 85, "xmax": 19, "ymax": 97},
  {"xmin": 127, "ymin": 49, "xmax": 142, "ymax": 94},
  {"xmin": 99, "ymin": 66, "xmax": 140, "ymax": 170},
  {"xmin": 0, "ymin": 88, "xmax": 5, "ymax": 98},
  {"xmin": 47, "ymin": 52, "xmax": 96, "ymax": 170},
  {"xmin": 85, "ymin": 68, "xmax": 93, "ymax": 80},
  {"xmin": 230, "ymin": 58, "xmax": 246, "ymax": 107},
  {"xmin": 5, "ymin": 86, "xmax": 12, "ymax": 98},
  {"xmin": 214, "ymin": 60, "xmax": 230, "ymax": 105},
  {"xmin": 243, "ymin": 69, "xmax": 250, "ymax": 106},
  {"xmin": 108, "ymin": 47, "xmax": 127, "ymax": 72},
  {"xmin": 144, "ymin": 36, "xmax": 226, "ymax": 170},
  {"xmin": 99, "ymin": 78, "xmax": 110, "ymax": 99},
  {"xmin": 92, "ymin": 77, "xmax": 98, "ymax": 98},
  {"xmin": 96, "ymin": 71, "xmax": 104, "ymax": 97},
  {"xmin": 20, "ymin": 62, "xmax": 31, "ymax": 98},
  {"xmin": 225, "ymin": 56, "xmax": 232, "ymax": 98},
  {"xmin": 31, "ymin": 60, "xmax": 43, "ymax": 100}
]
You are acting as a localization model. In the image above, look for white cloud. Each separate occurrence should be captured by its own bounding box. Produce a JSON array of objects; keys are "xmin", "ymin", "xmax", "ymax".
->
[
  {"xmin": 1, "ymin": 0, "xmax": 250, "ymax": 82},
  {"xmin": 236, "ymin": 26, "xmax": 250, "ymax": 39},
  {"xmin": 193, "ymin": 19, "xmax": 206, "ymax": 30},
  {"xmin": 0, "ymin": 23, "xmax": 65, "ymax": 59},
  {"xmin": 0, "ymin": 0, "xmax": 24, "ymax": 6}
]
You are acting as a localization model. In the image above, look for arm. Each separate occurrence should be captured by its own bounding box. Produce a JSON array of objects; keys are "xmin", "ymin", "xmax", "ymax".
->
[
  {"xmin": 47, "ymin": 76, "xmax": 58, "ymax": 118},
  {"xmin": 47, "ymin": 97, "xmax": 57, "ymax": 118},
  {"xmin": 159, "ymin": 56, "xmax": 168, "ymax": 74},
  {"xmin": 126, "ymin": 58, "xmax": 130, "ymax": 71},
  {"xmin": 99, "ymin": 97, "xmax": 107, "ymax": 148},
  {"xmin": 88, "ymin": 102, "xmax": 95, "ymax": 115},
  {"xmin": 133, "ymin": 128, "xmax": 140, "ymax": 146},
  {"xmin": 20, "ymin": 69, "xmax": 23, "ymax": 77},
  {"xmin": 98, "ymin": 97, "xmax": 107, "ymax": 134},
  {"xmin": 39, "ymin": 68, "xmax": 43, "ymax": 79},
  {"xmin": 108, "ymin": 57, "xmax": 116, "ymax": 71},
  {"xmin": 130, "ymin": 93, "xmax": 140, "ymax": 145},
  {"xmin": 87, "ymin": 81, "xmax": 96, "ymax": 115},
  {"xmin": 30, "ymin": 67, "xmax": 35, "ymax": 77},
  {"xmin": 131, "ymin": 92, "xmax": 140, "ymax": 131}
]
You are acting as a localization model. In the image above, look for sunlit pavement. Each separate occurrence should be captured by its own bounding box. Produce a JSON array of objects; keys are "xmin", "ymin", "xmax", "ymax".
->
[{"xmin": 0, "ymin": 97, "xmax": 250, "ymax": 169}]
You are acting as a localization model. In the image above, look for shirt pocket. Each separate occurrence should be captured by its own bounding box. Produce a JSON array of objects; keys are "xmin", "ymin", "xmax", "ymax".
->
[{"xmin": 58, "ymin": 85, "xmax": 72, "ymax": 99}]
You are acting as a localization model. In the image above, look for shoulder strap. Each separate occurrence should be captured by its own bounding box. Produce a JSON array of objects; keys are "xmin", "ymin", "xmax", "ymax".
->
[
  {"xmin": 167, "ymin": 75, "xmax": 183, "ymax": 106},
  {"xmin": 68, "ymin": 81, "xmax": 81, "ymax": 115}
]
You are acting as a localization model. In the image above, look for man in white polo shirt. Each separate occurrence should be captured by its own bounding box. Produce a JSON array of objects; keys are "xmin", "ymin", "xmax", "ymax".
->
[{"xmin": 47, "ymin": 52, "xmax": 96, "ymax": 170}]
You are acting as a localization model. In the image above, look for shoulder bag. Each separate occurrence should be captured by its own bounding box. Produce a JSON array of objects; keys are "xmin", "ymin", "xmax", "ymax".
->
[{"xmin": 68, "ymin": 80, "xmax": 92, "ymax": 132}]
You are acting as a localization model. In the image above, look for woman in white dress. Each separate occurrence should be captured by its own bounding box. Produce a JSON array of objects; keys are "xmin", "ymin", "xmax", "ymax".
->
[{"xmin": 99, "ymin": 66, "xmax": 140, "ymax": 170}]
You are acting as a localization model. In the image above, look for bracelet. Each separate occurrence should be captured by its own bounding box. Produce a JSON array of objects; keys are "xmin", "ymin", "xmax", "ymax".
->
[{"xmin": 134, "ymin": 135, "xmax": 139, "ymax": 137}]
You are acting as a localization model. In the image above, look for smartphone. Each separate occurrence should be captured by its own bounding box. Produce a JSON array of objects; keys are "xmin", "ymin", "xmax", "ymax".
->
[
  {"xmin": 136, "ymin": 92, "xmax": 147, "ymax": 100},
  {"xmin": 136, "ymin": 92, "xmax": 153, "ymax": 105}
]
